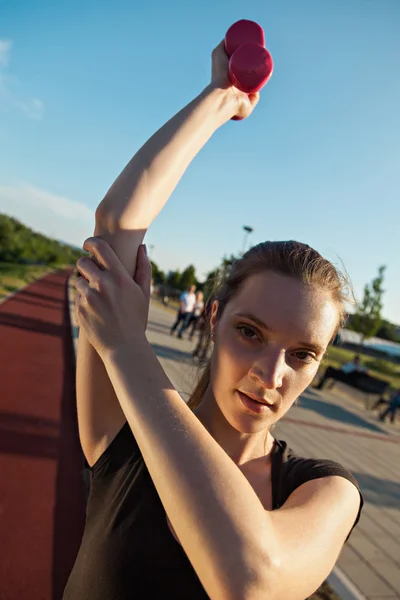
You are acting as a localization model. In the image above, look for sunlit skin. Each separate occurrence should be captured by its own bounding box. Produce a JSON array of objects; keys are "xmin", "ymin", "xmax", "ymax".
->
[{"xmin": 195, "ymin": 271, "xmax": 339, "ymax": 467}]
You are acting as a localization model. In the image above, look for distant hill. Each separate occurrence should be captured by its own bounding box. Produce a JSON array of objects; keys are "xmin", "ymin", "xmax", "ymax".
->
[
  {"xmin": 57, "ymin": 239, "xmax": 84, "ymax": 252},
  {"xmin": 0, "ymin": 213, "xmax": 84, "ymax": 265}
]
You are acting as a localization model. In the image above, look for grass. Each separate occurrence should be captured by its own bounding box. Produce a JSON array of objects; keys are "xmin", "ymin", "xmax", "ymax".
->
[
  {"xmin": 319, "ymin": 345, "xmax": 400, "ymax": 391},
  {"xmin": 309, "ymin": 582, "xmax": 340, "ymax": 599},
  {"xmin": 0, "ymin": 262, "xmax": 56, "ymax": 300}
]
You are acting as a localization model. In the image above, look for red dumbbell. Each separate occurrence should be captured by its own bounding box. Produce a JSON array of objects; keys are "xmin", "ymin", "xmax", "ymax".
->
[{"xmin": 225, "ymin": 19, "xmax": 273, "ymax": 94}]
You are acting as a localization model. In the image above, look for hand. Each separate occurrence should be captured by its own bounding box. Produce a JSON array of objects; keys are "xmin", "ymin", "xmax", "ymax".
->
[
  {"xmin": 74, "ymin": 238, "xmax": 152, "ymax": 358},
  {"xmin": 211, "ymin": 41, "xmax": 260, "ymax": 120}
]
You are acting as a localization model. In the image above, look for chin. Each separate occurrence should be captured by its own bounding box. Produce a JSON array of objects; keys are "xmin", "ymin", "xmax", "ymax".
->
[
  {"xmin": 232, "ymin": 416, "xmax": 271, "ymax": 435},
  {"xmin": 220, "ymin": 399, "xmax": 274, "ymax": 434}
]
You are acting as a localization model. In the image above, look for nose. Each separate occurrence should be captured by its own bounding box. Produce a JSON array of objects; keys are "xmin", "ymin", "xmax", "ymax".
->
[{"xmin": 249, "ymin": 348, "xmax": 285, "ymax": 390}]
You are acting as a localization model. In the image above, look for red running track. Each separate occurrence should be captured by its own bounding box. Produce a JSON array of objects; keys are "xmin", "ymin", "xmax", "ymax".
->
[{"xmin": 0, "ymin": 271, "xmax": 86, "ymax": 600}]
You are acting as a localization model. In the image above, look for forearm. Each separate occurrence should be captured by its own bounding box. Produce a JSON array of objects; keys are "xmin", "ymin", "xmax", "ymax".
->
[
  {"xmin": 104, "ymin": 341, "xmax": 278, "ymax": 599},
  {"xmin": 77, "ymin": 86, "xmax": 236, "ymax": 463},
  {"xmin": 76, "ymin": 226, "xmax": 146, "ymax": 464},
  {"xmin": 97, "ymin": 84, "xmax": 236, "ymax": 231}
]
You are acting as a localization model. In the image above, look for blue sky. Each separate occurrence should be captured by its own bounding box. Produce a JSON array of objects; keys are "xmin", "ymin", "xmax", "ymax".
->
[{"xmin": 1, "ymin": 0, "xmax": 399, "ymax": 323}]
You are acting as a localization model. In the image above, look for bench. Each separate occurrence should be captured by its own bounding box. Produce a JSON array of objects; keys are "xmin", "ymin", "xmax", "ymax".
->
[{"xmin": 316, "ymin": 366, "xmax": 389, "ymax": 409}]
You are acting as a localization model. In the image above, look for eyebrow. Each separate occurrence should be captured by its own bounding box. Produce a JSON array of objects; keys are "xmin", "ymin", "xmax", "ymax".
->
[
  {"xmin": 235, "ymin": 312, "xmax": 276, "ymax": 333},
  {"xmin": 234, "ymin": 312, "xmax": 325, "ymax": 355}
]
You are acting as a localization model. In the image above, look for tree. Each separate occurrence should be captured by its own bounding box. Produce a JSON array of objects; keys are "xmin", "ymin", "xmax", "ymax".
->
[
  {"xmin": 201, "ymin": 253, "xmax": 238, "ymax": 301},
  {"xmin": 180, "ymin": 265, "xmax": 196, "ymax": 290},
  {"xmin": 352, "ymin": 266, "xmax": 386, "ymax": 342},
  {"xmin": 376, "ymin": 320, "xmax": 400, "ymax": 343},
  {"xmin": 167, "ymin": 270, "xmax": 181, "ymax": 289},
  {"xmin": 151, "ymin": 260, "xmax": 166, "ymax": 285},
  {"xmin": 0, "ymin": 214, "xmax": 84, "ymax": 265}
]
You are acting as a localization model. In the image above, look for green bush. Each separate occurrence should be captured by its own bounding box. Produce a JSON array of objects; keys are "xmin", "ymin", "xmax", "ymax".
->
[
  {"xmin": 364, "ymin": 358, "xmax": 400, "ymax": 376},
  {"xmin": 0, "ymin": 214, "xmax": 84, "ymax": 266}
]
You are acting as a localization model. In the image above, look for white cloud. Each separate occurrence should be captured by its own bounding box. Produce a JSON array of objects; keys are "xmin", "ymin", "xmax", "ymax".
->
[
  {"xmin": 0, "ymin": 183, "xmax": 95, "ymax": 247},
  {"xmin": 0, "ymin": 40, "xmax": 11, "ymax": 68},
  {"xmin": 15, "ymin": 98, "xmax": 45, "ymax": 120},
  {"xmin": 0, "ymin": 39, "xmax": 44, "ymax": 120}
]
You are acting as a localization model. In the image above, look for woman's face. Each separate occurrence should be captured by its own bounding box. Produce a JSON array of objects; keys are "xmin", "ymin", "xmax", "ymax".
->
[{"xmin": 209, "ymin": 271, "xmax": 339, "ymax": 434}]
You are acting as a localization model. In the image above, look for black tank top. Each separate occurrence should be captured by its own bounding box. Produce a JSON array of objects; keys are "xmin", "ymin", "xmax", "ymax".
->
[{"xmin": 63, "ymin": 423, "xmax": 363, "ymax": 599}]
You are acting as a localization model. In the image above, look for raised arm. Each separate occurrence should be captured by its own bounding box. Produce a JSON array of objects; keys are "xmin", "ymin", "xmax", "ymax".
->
[{"xmin": 77, "ymin": 43, "xmax": 259, "ymax": 465}]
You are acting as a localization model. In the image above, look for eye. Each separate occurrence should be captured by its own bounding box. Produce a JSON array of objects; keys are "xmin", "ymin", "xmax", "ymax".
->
[
  {"xmin": 293, "ymin": 351, "xmax": 315, "ymax": 364},
  {"xmin": 236, "ymin": 325, "xmax": 260, "ymax": 341}
]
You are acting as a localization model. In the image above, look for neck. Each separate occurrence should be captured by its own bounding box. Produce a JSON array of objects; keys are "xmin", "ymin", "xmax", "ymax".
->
[{"xmin": 194, "ymin": 386, "xmax": 274, "ymax": 466}]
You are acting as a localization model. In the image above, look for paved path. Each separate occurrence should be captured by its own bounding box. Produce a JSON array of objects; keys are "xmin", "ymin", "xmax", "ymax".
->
[
  {"xmin": 7, "ymin": 273, "xmax": 398, "ymax": 600},
  {"xmin": 0, "ymin": 271, "xmax": 86, "ymax": 600},
  {"xmin": 144, "ymin": 302, "xmax": 400, "ymax": 600}
]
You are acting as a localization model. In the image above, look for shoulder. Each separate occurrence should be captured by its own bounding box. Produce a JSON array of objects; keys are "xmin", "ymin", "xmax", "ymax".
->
[
  {"xmin": 274, "ymin": 439, "xmax": 362, "ymax": 508},
  {"xmin": 273, "ymin": 439, "xmax": 363, "ymax": 538}
]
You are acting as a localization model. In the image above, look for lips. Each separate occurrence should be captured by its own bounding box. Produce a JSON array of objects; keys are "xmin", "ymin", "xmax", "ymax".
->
[{"xmin": 240, "ymin": 392, "xmax": 273, "ymax": 407}]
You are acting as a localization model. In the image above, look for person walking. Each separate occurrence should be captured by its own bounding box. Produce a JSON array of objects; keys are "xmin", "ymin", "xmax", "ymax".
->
[
  {"xmin": 178, "ymin": 291, "xmax": 204, "ymax": 340},
  {"xmin": 170, "ymin": 284, "xmax": 196, "ymax": 336},
  {"xmin": 379, "ymin": 389, "xmax": 400, "ymax": 424}
]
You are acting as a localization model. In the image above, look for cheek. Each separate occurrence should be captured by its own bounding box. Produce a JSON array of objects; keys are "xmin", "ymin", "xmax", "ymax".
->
[
  {"xmin": 211, "ymin": 337, "xmax": 251, "ymax": 391},
  {"xmin": 304, "ymin": 360, "xmax": 322, "ymax": 385},
  {"xmin": 281, "ymin": 363, "xmax": 320, "ymax": 406}
]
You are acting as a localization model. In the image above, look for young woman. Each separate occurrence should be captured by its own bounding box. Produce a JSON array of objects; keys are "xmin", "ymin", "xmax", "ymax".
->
[{"xmin": 64, "ymin": 41, "xmax": 363, "ymax": 600}]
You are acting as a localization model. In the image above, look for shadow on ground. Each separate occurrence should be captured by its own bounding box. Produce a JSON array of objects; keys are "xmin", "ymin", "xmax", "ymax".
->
[
  {"xmin": 8, "ymin": 295, "xmax": 62, "ymax": 311},
  {"xmin": 147, "ymin": 318, "xmax": 171, "ymax": 333},
  {"xmin": 352, "ymin": 472, "xmax": 400, "ymax": 508},
  {"xmin": 39, "ymin": 278, "xmax": 66, "ymax": 290},
  {"xmin": 19, "ymin": 289, "xmax": 64, "ymax": 304},
  {"xmin": 0, "ymin": 411, "xmax": 60, "ymax": 459},
  {"xmin": 150, "ymin": 342, "xmax": 193, "ymax": 365},
  {"xmin": 298, "ymin": 391, "xmax": 387, "ymax": 435},
  {"xmin": 146, "ymin": 322, "xmax": 174, "ymax": 337},
  {"xmin": 146, "ymin": 319, "xmax": 198, "ymax": 341},
  {"xmin": 0, "ymin": 312, "xmax": 63, "ymax": 336}
]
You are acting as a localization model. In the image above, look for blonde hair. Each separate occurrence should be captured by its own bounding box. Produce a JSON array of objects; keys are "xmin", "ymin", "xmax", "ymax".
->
[{"xmin": 187, "ymin": 240, "xmax": 352, "ymax": 411}]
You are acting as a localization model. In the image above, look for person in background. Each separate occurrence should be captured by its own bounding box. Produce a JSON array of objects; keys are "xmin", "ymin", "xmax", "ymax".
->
[
  {"xmin": 341, "ymin": 355, "xmax": 368, "ymax": 374},
  {"xmin": 316, "ymin": 355, "xmax": 368, "ymax": 390},
  {"xmin": 178, "ymin": 291, "xmax": 205, "ymax": 340},
  {"xmin": 379, "ymin": 389, "xmax": 400, "ymax": 424},
  {"xmin": 170, "ymin": 284, "xmax": 196, "ymax": 336}
]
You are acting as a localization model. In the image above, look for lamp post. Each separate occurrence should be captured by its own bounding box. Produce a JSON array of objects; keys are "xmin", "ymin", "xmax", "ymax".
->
[{"xmin": 242, "ymin": 226, "xmax": 253, "ymax": 255}]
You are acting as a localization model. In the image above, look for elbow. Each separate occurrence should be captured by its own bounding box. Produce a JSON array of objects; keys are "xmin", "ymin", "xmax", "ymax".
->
[
  {"xmin": 248, "ymin": 554, "xmax": 282, "ymax": 600},
  {"xmin": 94, "ymin": 204, "xmax": 128, "ymax": 237},
  {"xmin": 94, "ymin": 202, "xmax": 106, "ymax": 224},
  {"xmin": 220, "ymin": 548, "xmax": 282, "ymax": 600},
  {"xmin": 95, "ymin": 198, "xmax": 149, "ymax": 234},
  {"xmin": 95, "ymin": 202, "xmax": 117, "ymax": 231}
]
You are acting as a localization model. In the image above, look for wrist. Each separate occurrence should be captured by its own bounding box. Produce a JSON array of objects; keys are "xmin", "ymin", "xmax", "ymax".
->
[
  {"xmin": 103, "ymin": 338, "xmax": 173, "ymax": 398},
  {"xmin": 202, "ymin": 82, "xmax": 238, "ymax": 126},
  {"xmin": 103, "ymin": 335, "xmax": 151, "ymax": 367}
]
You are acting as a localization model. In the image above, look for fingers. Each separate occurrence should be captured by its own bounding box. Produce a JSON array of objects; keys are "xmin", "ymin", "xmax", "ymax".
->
[
  {"xmin": 83, "ymin": 237, "xmax": 124, "ymax": 273},
  {"xmin": 212, "ymin": 40, "xmax": 227, "ymax": 56},
  {"xmin": 248, "ymin": 91, "xmax": 260, "ymax": 105},
  {"xmin": 74, "ymin": 274, "xmax": 90, "ymax": 297},
  {"xmin": 74, "ymin": 277, "xmax": 90, "ymax": 329},
  {"xmin": 134, "ymin": 244, "xmax": 152, "ymax": 307},
  {"xmin": 74, "ymin": 273, "xmax": 98, "ymax": 319},
  {"xmin": 76, "ymin": 256, "xmax": 103, "ymax": 287}
]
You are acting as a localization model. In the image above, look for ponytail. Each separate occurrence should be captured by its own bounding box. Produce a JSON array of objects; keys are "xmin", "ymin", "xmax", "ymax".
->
[{"xmin": 187, "ymin": 361, "xmax": 211, "ymax": 411}]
